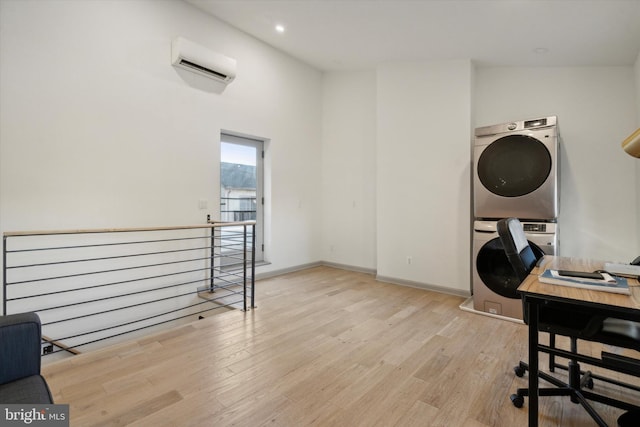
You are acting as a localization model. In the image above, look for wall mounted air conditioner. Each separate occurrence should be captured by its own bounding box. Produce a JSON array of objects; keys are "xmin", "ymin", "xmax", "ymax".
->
[{"xmin": 171, "ymin": 37, "xmax": 236, "ymax": 84}]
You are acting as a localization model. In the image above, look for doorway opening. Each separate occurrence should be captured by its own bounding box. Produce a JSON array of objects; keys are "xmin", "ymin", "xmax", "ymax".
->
[{"xmin": 220, "ymin": 133, "xmax": 264, "ymax": 263}]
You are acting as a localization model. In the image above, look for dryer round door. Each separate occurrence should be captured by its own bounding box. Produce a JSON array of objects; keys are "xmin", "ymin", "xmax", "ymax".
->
[
  {"xmin": 477, "ymin": 134, "xmax": 552, "ymax": 197},
  {"xmin": 476, "ymin": 237, "xmax": 544, "ymax": 299}
]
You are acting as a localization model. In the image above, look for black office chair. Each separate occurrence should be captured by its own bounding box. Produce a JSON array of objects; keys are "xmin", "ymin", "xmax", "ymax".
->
[
  {"xmin": 498, "ymin": 217, "xmax": 640, "ymax": 426},
  {"xmin": 498, "ymin": 218, "xmax": 597, "ymax": 400},
  {"xmin": 497, "ymin": 217, "xmax": 541, "ymax": 284}
]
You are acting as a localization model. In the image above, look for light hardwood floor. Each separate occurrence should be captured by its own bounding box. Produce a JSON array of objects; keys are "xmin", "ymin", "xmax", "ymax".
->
[{"xmin": 42, "ymin": 266, "xmax": 640, "ymax": 426}]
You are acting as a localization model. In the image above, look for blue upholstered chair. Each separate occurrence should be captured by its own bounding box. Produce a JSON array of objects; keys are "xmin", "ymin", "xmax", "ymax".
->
[{"xmin": 0, "ymin": 312, "xmax": 54, "ymax": 404}]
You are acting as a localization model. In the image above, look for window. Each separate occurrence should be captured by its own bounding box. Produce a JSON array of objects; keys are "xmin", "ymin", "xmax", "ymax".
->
[{"xmin": 220, "ymin": 133, "xmax": 264, "ymax": 263}]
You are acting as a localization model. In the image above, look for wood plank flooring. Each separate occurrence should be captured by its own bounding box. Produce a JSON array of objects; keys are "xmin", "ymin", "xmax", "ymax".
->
[{"xmin": 42, "ymin": 266, "xmax": 640, "ymax": 426}]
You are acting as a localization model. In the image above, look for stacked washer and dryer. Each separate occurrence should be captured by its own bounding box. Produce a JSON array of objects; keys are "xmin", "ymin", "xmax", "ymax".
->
[{"xmin": 472, "ymin": 116, "xmax": 560, "ymax": 320}]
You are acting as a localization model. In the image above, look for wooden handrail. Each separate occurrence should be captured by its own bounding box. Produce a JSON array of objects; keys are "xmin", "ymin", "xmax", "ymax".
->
[{"xmin": 3, "ymin": 221, "xmax": 256, "ymax": 237}]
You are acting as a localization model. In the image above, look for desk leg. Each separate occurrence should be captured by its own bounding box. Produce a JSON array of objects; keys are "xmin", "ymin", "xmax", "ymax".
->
[{"xmin": 528, "ymin": 299, "xmax": 539, "ymax": 427}]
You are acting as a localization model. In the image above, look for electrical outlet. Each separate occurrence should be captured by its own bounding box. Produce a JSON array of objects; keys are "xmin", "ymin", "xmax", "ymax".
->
[{"xmin": 43, "ymin": 345, "xmax": 53, "ymax": 355}]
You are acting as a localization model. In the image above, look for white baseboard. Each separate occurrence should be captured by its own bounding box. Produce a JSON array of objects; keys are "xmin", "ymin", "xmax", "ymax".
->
[
  {"xmin": 376, "ymin": 274, "xmax": 470, "ymax": 298},
  {"xmin": 458, "ymin": 297, "xmax": 524, "ymax": 324}
]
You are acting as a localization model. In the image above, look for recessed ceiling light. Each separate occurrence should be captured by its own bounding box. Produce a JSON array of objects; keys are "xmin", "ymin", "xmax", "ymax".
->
[{"xmin": 275, "ymin": 24, "xmax": 285, "ymax": 34}]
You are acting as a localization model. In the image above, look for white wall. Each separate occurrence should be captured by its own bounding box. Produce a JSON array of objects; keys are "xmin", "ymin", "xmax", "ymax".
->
[
  {"xmin": 0, "ymin": 0, "xmax": 323, "ymax": 284},
  {"xmin": 321, "ymin": 71, "xmax": 377, "ymax": 271},
  {"xmin": 2, "ymin": 1, "xmax": 639, "ymax": 306},
  {"xmin": 376, "ymin": 61, "xmax": 473, "ymax": 294},
  {"xmin": 321, "ymin": 62, "xmax": 473, "ymax": 295},
  {"xmin": 635, "ymin": 53, "xmax": 640, "ymax": 247},
  {"xmin": 475, "ymin": 67, "xmax": 638, "ymax": 262},
  {"xmin": 636, "ymin": 53, "xmax": 640, "ymax": 122}
]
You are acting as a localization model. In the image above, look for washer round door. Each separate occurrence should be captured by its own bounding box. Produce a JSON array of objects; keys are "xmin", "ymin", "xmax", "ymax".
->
[
  {"xmin": 476, "ymin": 237, "xmax": 544, "ymax": 299},
  {"xmin": 477, "ymin": 134, "xmax": 552, "ymax": 197}
]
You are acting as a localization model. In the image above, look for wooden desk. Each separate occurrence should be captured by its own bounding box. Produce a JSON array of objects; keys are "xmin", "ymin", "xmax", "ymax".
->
[{"xmin": 517, "ymin": 256, "xmax": 640, "ymax": 427}]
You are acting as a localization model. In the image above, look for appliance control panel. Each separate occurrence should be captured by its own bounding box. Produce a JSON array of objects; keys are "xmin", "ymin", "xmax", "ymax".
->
[
  {"xmin": 523, "ymin": 223, "xmax": 546, "ymax": 232},
  {"xmin": 524, "ymin": 118, "xmax": 548, "ymax": 128}
]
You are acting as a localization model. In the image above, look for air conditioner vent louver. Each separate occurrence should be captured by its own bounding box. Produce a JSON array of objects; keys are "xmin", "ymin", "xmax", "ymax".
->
[
  {"xmin": 178, "ymin": 59, "xmax": 229, "ymax": 80},
  {"xmin": 171, "ymin": 37, "xmax": 236, "ymax": 84}
]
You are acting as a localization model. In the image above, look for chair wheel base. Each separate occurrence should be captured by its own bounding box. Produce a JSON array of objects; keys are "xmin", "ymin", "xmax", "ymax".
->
[
  {"xmin": 511, "ymin": 394, "xmax": 524, "ymax": 408},
  {"xmin": 585, "ymin": 377, "xmax": 594, "ymax": 389}
]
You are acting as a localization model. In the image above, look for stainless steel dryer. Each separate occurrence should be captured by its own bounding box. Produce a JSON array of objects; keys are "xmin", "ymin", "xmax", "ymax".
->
[
  {"xmin": 472, "ymin": 220, "xmax": 557, "ymax": 320},
  {"xmin": 474, "ymin": 116, "xmax": 559, "ymax": 221}
]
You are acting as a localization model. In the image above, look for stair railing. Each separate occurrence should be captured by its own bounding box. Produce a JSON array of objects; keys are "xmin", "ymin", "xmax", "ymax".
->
[{"xmin": 2, "ymin": 221, "xmax": 255, "ymax": 357}]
